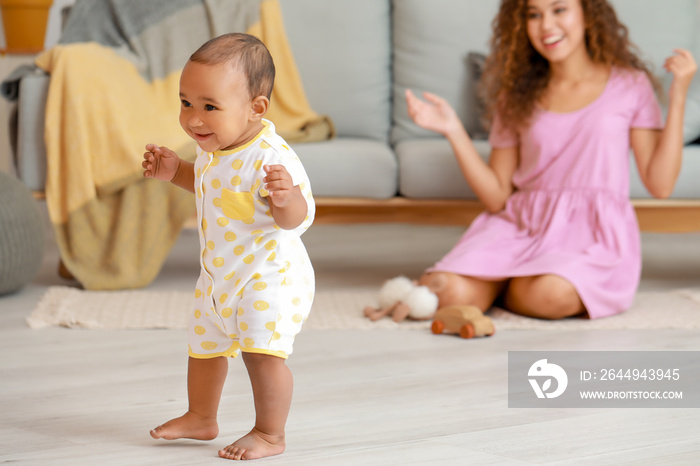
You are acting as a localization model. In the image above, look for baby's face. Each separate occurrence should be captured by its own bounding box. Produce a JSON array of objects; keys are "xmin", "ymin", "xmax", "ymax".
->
[{"xmin": 179, "ymin": 61, "xmax": 258, "ymax": 152}]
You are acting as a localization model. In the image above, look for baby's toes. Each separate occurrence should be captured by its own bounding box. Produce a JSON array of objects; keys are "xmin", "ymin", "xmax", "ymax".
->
[{"xmin": 219, "ymin": 446, "xmax": 244, "ymax": 460}]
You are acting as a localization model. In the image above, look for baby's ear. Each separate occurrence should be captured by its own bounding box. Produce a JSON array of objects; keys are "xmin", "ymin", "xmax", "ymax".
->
[{"xmin": 249, "ymin": 95, "xmax": 269, "ymax": 121}]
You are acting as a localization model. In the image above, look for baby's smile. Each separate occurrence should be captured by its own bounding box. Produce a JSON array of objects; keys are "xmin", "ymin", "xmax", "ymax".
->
[{"xmin": 193, "ymin": 132, "xmax": 213, "ymax": 142}]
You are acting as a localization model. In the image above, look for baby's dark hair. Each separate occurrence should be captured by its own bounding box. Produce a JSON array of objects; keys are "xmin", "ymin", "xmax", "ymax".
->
[{"xmin": 189, "ymin": 33, "xmax": 275, "ymax": 99}]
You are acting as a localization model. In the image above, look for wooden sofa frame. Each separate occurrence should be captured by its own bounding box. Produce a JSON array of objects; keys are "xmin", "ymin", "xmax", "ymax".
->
[
  {"xmin": 314, "ymin": 197, "xmax": 700, "ymax": 233},
  {"xmin": 34, "ymin": 192, "xmax": 700, "ymax": 232}
]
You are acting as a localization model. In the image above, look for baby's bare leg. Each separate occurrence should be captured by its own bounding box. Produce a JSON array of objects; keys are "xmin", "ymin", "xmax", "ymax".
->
[
  {"xmin": 419, "ymin": 272, "xmax": 506, "ymax": 311},
  {"xmin": 150, "ymin": 356, "xmax": 227, "ymax": 441},
  {"xmin": 219, "ymin": 352, "xmax": 291, "ymax": 461},
  {"xmin": 504, "ymin": 275, "xmax": 585, "ymax": 319}
]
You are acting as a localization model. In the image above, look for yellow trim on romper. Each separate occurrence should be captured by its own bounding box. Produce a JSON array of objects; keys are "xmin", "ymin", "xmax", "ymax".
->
[
  {"xmin": 240, "ymin": 347, "xmax": 289, "ymax": 360},
  {"xmin": 187, "ymin": 343, "xmax": 289, "ymax": 360},
  {"xmin": 213, "ymin": 120, "xmax": 271, "ymax": 157},
  {"xmin": 188, "ymin": 341, "xmax": 241, "ymax": 359}
]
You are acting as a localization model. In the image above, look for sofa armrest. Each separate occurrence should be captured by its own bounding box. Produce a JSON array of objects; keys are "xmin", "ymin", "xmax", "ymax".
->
[{"xmin": 15, "ymin": 73, "xmax": 49, "ymax": 191}]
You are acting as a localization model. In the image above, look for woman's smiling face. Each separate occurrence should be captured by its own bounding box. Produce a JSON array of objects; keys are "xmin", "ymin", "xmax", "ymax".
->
[{"xmin": 526, "ymin": 0, "xmax": 587, "ymax": 64}]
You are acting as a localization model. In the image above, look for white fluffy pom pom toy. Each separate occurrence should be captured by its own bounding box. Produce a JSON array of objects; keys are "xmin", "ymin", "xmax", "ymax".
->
[
  {"xmin": 364, "ymin": 275, "xmax": 439, "ymax": 322},
  {"xmin": 377, "ymin": 276, "xmax": 415, "ymax": 308},
  {"xmin": 404, "ymin": 285, "xmax": 439, "ymax": 319}
]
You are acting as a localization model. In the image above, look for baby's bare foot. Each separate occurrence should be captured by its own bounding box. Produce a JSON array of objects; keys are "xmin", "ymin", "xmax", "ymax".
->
[
  {"xmin": 218, "ymin": 427, "xmax": 285, "ymax": 460},
  {"xmin": 150, "ymin": 411, "xmax": 219, "ymax": 441}
]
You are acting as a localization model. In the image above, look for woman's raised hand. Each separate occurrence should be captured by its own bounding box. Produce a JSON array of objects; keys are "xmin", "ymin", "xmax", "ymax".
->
[
  {"xmin": 405, "ymin": 89, "xmax": 463, "ymax": 137},
  {"xmin": 665, "ymin": 49, "xmax": 697, "ymax": 99}
]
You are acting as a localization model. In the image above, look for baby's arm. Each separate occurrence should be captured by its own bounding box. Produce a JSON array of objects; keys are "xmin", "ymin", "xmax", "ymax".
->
[
  {"xmin": 142, "ymin": 144, "xmax": 195, "ymax": 194},
  {"xmin": 405, "ymin": 89, "xmax": 516, "ymax": 212},
  {"xmin": 632, "ymin": 49, "xmax": 697, "ymax": 198},
  {"xmin": 263, "ymin": 164, "xmax": 307, "ymax": 230}
]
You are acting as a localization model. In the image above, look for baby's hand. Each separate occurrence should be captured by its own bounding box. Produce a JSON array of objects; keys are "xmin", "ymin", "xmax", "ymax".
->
[
  {"xmin": 263, "ymin": 164, "xmax": 295, "ymax": 207},
  {"xmin": 664, "ymin": 49, "xmax": 697, "ymax": 98},
  {"xmin": 142, "ymin": 144, "xmax": 180, "ymax": 181}
]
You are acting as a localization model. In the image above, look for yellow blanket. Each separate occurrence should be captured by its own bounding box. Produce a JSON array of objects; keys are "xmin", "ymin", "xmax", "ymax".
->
[{"xmin": 36, "ymin": 0, "xmax": 332, "ymax": 289}]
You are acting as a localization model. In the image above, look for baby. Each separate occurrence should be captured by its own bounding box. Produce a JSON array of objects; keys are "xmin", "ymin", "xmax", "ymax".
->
[{"xmin": 142, "ymin": 32, "xmax": 315, "ymax": 461}]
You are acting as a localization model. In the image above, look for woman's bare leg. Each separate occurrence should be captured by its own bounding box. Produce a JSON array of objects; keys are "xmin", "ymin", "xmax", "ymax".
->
[
  {"xmin": 503, "ymin": 275, "xmax": 585, "ymax": 319},
  {"xmin": 419, "ymin": 271, "xmax": 507, "ymax": 311}
]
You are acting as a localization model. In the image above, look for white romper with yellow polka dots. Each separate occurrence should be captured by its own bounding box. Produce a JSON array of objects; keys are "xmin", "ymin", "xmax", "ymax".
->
[{"xmin": 189, "ymin": 119, "xmax": 315, "ymax": 360}]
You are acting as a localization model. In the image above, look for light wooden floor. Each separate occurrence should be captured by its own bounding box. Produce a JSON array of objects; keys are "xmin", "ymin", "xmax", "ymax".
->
[{"xmin": 2, "ymin": 203, "xmax": 700, "ymax": 465}]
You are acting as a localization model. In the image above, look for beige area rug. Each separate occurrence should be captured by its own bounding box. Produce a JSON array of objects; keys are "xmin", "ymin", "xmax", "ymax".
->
[{"xmin": 26, "ymin": 286, "xmax": 700, "ymax": 331}]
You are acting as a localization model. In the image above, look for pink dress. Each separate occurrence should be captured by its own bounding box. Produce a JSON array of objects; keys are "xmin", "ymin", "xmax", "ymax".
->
[{"xmin": 430, "ymin": 68, "xmax": 663, "ymax": 319}]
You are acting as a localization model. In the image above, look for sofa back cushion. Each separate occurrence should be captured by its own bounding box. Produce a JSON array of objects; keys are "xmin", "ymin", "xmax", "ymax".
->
[
  {"xmin": 391, "ymin": 0, "xmax": 500, "ymax": 144},
  {"xmin": 612, "ymin": 0, "xmax": 700, "ymax": 144},
  {"xmin": 611, "ymin": 0, "xmax": 700, "ymax": 144},
  {"xmin": 611, "ymin": 0, "xmax": 699, "ymax": 72},
  {"xmin": 280, "ymin": 0, "xmax": 392, "ymax": 142}
]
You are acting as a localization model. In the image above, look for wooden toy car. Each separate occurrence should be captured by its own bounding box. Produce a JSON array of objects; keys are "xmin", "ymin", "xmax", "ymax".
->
[{"xmin": 431, "ymin": 305, "xmax": 495, "ymax": 338}]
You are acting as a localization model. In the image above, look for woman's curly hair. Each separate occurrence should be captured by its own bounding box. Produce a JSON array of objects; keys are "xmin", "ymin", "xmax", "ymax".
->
[{"xmin": 480, "ymin": 0, "xmax": 660, "ymax": 132}]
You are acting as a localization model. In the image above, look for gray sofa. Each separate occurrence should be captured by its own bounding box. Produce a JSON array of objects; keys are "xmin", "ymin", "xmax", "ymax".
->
[{"xmin": 8, "ymin": 0, "xmax": 700, "ymax": 226}]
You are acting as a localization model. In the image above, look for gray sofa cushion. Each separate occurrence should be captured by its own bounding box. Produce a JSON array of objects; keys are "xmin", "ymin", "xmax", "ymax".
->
[
  {"xmin": 395, "ymin": 138, "xmax": 490, "ymax": 199},
  {"xmin": 391, "ymin": 0, "xmax": 499, "ymax": 145},
  {"xmin": 611, "ymin": 0, "xmax": 699, "ymax": 70},
  {"xmin": 295, "ymin": 138, "xmax": 397, "ymax": 199},
  {"xmin": 399, "ymin": 140, "xmax": 700, "ymax": 200},
  {"xmin": 680, "ymin": 75, "xmax": 700, "ymax": 144},
  {"xmin": 280, "ymin": 0, "xmax": 392, "ymax": 142},
  {"xmin": 630, "ymin": 145, "xmax": 700, "ymax": 198},
  {"xmin": 612, "ymin": 0, "xmax": 700, "ymax": 144},
  {"xmin": 464, "ymin": 52, "xmax": 488, "ymax": 140}
]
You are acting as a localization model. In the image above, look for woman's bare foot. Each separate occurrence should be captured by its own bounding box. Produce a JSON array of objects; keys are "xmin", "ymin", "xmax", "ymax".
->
[
  {"xmin": 363, "ymin": 304, "xmax": 396, "ymax": 321},
  {"xmin": 218, "ymin": 427, "xmax": 285, "ymax": 460},
  {"xmin": 150, "ymin": 411, "xmax": 219, "ymax": 441}
]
